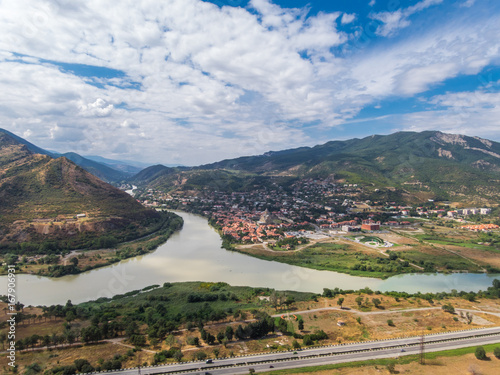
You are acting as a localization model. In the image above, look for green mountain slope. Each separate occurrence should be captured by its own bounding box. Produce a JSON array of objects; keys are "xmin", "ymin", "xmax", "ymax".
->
[
  {"xmin": 132, "ymin": 131, "xmax": 500, "ymax": 203},
  {"xmin": 0, "ymin": 132, "xmax": 164, "ymax": 252}
]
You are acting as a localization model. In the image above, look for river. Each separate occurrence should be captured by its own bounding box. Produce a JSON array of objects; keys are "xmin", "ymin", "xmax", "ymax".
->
[{"xmin": 2, "ymin": 212, "xmax": 499, "ymax": 306}]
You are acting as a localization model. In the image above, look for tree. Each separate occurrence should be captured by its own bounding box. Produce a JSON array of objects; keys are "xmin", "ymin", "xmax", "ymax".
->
[
  {"xmin": 355, "ymin": 296, "xmax": 363, "ymax": 307},
  {"xmin": 225, "ymin": 325, "xmax": 234, "ymax": 341},
  {"xmin": 69, "ymin": 257, "xmax": 78, "ymax": 266},
  {"xmin": 235, "ymin": 325, "xmax": 246, "ymax": 340},
  {"xmin": 213, "ymin": 348, "xmax": 220, "ymax": 358},
  {"xmin": 24, "ymin": 363, "xmax": 42, "ymax": 375},
  {"xmin": 173, "ymin": 350, "xmax": 183, "ymax": 362},
  {"xmin": 372, "ymin": 298, "xmax": 382, "ymax": 309},
  {"xmin": 475, "ymin": 346, "xmax": 487, "ymax": 360},
  {"xmin": 337, "ymin": 297, "xmax": 344, "ymax": 309},
  {"xmin": 165, "ymin": 334, "xmax": 177, "ymax": 348},
  {"xmin": 74, "ymin": 359, "xmax": 94, "ymax": 373},
  {"xmin": 303, "ymin": 335, "xmax": 313, "ymax": 346},
  {"xmin": 493, "ymin": 346, "xmax": 500, "ymax": 359},
  {"xmin": 42, "ymin": 335, "xmax": 51, "ymax": 348},
  {"xmin": 130, "ymin": 335, "xmax": 146, "ymax": 347},
  {"xmin": 298, "ymin": 319, "xmax": 304, "ymax": 330},
  {"xmin": 205, "ymin": 333, "xmax": 216, "ymax": 345},
  {"xmin": 442, "ymin": 303, "xmax": 455, "ymax": 314},
  {"xmin": 466, "ymin": 312, "xmax": 473, "ymax": 324},
  {"xmin": 292, "ymin": 340, "xmax": 301, "ymax": 349},
  {"xmin": 387, "ymin": 319, "xmax": 394, "ymax": 327},
  {"xmin": 65, "ymin": 310, "xmax": 76, "ymax": 323},
  {"xmin": 217, "ymin": 331, "xmax": 225, "ymax": 344}
]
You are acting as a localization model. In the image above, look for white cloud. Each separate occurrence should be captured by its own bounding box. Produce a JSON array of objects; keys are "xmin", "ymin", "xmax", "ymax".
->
[
  {"xmin": 0, "ymin": 0, "xmax": 498, "ymax": 164},
  {"xmin": 396, "ymin": 63, "xmax": 459, "ymax": 95},
  {"xmin": 370, "ymin": 0, "xmax": 443, "ymax": 37},
  {"xmin": 461, "ymin": 0, "xmax": 476, "ymax": 8},
  {"xmin": 341, "ymin": 13, "xmax": 356, "ymax": 25},
  {"xmin": 50, "ymin": 124, "xmax": 86, "ymax": 143},
  {"xmin": 79, "ymin": 98, "xmax": 114, "ymax": 117},
  {"xmin": 396, "ymin": 90, "xmax": 500, "ymax": 141},
  {"xmin": 369, "ymin": 0, "xmax": 376, "ymax": 6}
]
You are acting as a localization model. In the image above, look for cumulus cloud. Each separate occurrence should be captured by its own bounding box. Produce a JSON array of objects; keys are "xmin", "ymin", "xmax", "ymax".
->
[{"xmin": 79, "ymin": 98, "xmax": 114, "ymax": 117}]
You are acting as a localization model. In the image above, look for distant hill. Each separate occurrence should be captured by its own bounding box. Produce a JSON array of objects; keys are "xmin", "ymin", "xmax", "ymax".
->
[
  {"xmin": 83, "ymin": 155, "xmax": 148, "ymax": 175},
  {"xmin": 129, "ymin": 164, "xmax": 191, "ymax": 189},
  {"xmin": 62, "ymin": 152, "xmax": 129, "ymax": 182},
  {"xmin": 0, "ymin": 132, "xmax": 164, "ymax": 252},
  {"xmin": 0, "ymin": 129, "xmax": 136, "ymax": 183},
  {"xmin": 132, "ymin": 131, "xmax": 500, "ymax": 204}
]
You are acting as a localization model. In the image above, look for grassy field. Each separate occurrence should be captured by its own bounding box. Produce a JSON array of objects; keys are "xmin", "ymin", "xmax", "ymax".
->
[{"xmin": 235, "ymin": 242, "xmax": 416, "ymax": 279}]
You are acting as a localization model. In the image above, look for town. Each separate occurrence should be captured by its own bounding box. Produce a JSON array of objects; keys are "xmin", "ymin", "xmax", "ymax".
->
[{"xmin": 129, "ymin": 178, "xmax": 497, "ymax": 248}]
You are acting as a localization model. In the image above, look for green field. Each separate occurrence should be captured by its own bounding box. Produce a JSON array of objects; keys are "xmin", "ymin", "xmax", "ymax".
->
[
  {"xmin": 236, "ymin": 243, "xmax": 415, "ymax": 279},
  {"xmin": 396, "ymin": 249, "xmax": 482, "ymax": 272}
]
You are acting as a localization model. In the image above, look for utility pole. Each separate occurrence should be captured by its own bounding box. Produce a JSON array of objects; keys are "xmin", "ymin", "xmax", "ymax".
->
[{"xmin": 419, "ymin": 329, "xmax": 425, "ymax": 365}]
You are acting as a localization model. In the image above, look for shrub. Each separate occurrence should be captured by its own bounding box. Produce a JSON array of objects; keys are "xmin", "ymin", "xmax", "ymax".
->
[
  {"xmin": 475, "ymin": 346, "xmax": 486, "ymax": 360},
  {"xmin": 442, "ymin": 303, "xmax": 455, "ymax": 314},
  {"xmin": 494, "ymin": 346, "xmax": 500, "ymax": 359},
  {"xmin": 303, "ymin": 335, "xmax": 313, "ymax": 346}
]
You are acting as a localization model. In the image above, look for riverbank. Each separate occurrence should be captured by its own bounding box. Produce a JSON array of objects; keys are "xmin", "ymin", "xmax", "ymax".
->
[
  {"xmin": 218, "ymin": 225, "xmax": 493, "ymax": 280},
  {"xmin": 2, "ymin": 211, "xmax": 499, "ymax": 307},
  {"xmin": 0, "ymin": 211, "xmax": 183, "ymax": 277}
]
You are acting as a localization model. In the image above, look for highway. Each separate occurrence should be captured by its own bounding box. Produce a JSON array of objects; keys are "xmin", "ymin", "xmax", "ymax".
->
[{"xmin": 103, "ymin": 326, "xmax": 500, "ymax": 375}]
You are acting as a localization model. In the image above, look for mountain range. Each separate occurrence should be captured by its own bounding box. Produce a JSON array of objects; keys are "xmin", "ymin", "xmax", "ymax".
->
[
  {"xmin": 2, "ymin": 128, "xmax": 500, "ymax": 209},
  {"xmin": 132, "ymin": 131, "xmax": 500, "ymax": 204}
]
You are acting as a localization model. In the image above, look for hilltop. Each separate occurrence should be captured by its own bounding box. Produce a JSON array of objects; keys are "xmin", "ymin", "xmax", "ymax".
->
[
  {"xmin": 132, "ymin": 131, "xmax": 500, "ymax": 204},
  {"xmin": 0, "ymin": 132, "xmax": 175, "ymax": 253}
]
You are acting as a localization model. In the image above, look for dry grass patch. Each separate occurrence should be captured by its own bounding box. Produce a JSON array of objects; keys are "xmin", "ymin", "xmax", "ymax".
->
[{"xmin": 0, "ymin": 342, "xmax": 152, "ymax": 374}]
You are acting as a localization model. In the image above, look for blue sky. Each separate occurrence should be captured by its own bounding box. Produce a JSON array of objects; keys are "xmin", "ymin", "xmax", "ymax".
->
[{"xmin": 0, "ymin": 0, "xmax": 499, "ymax": 165}]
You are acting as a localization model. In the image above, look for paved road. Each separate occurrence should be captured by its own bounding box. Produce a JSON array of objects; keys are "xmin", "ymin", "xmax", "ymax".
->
[{"xmin": 104, "ymin": 326, "xmax": 500, "ymax": 375}]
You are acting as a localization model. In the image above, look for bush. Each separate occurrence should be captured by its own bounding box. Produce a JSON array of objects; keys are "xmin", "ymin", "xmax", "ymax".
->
[
  {"xmin": 475, "ymin": 346, "xmax": 487, "ymax": 360},
  {"xmin": 442, "ymin": 303, "xmax": 455, "ymax": 314},
  {"xmin": 387, "ymin": 319, "xmax": 395, "ymax": 327},
  {"xmin": 494, "ymin": 346, "xmax": 500, "ymax": 359},
  {"xmin": 195, "ymin": 351, "xmax": 207, "ymax": 360},
  {"xmin": 303, "ymin": 335, "xmax": 313, "ymax": 346}
]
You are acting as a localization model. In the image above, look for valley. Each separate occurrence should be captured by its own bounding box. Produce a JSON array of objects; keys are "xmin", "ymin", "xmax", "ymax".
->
[{"xmin": 1, "ymin": 129, "xmax": 500, "ymax": 375}]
